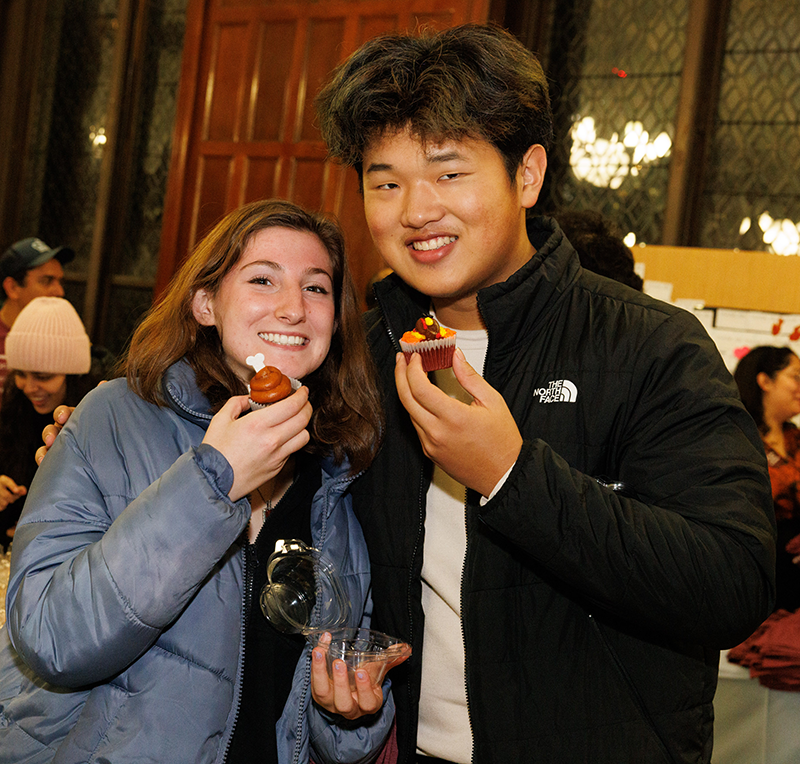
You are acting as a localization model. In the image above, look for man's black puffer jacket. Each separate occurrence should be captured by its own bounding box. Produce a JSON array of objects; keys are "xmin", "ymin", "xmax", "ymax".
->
[{"xmin": 352, "ymin": 217, "xmax": 776, "ymax": 764}]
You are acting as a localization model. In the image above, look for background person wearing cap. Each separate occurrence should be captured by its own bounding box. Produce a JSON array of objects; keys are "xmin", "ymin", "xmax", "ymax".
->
[
  {"xmin": 0, "ymin": 237, "xmax": 74, "ymax": 391},
  {"xmin": 0, "ymin": 296, "xmax": 101, "ymax": 549}
]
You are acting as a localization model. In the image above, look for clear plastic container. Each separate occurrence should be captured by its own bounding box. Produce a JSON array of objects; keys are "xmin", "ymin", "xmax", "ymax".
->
[
  {"xmin": 306, "ymin": 627, "xmax": 412, "ymax": 690},
  {"xmin": 260, "ymin": 540, "xmax": 411, "ymax": 687},
  {"xmin": 260, "ymin": 539, "xmax": 350, "ymax": 634}
]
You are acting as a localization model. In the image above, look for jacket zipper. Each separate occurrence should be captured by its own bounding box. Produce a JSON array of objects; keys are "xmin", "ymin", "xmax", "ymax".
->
[
  {"xmin": 462, "ymin": 301, "xmax": 489, "ymax": 763},
  {"xmin": 291, "ymin": 655, "xmax": 310, "ymax": 764},
  {"xmin": 221, "ymin": 541, "xmax": 252, "ymax": 763},
  {"xmin": 291, "ymin": 469, "xmax": 357, "ymax": 764},
  {"xmin": 402, "ymin": 468, "xmax": 427, "ymax": 763},
  {"xmin": 373, "ymin": 287, "xmax": 404, "ymax": 356},
  {"xmin": 376, "ymin": 293, "xmax": 447, "ymax": 762},
  {"xmin": 460, "ymin": 487, "xmax": 476, "ymax": 764},
  {"xmin": 374, "ymin": 286, "xmax": 420, "ymax": 763},
  {"xmin": 408, "ymin": 469, "xmax": 427, "ymax": 652}
]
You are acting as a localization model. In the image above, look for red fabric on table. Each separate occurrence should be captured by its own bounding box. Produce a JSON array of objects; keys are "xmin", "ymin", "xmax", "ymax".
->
[{"xmin": 728, "ymin": 609, "xmax": 800, "ymax": 691}]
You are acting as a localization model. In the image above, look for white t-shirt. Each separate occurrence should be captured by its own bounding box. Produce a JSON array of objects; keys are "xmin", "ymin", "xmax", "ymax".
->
[{"xmin": 416, "ymin": 326, "xmax": 488, "ymax": 763}]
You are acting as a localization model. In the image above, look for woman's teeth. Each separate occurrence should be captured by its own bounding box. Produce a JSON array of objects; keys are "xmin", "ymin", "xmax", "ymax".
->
[{"xmin": 260, "ymin": 333, "xmax": 306, "ymax": 346}]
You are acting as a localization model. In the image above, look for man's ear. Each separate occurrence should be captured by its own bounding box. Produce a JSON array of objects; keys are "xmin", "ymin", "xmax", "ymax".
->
[
  {"xmin": 2, "ymin": 275, "xmax": 21, "ymax": 301},
  {"xmin": 520, "ymin": 144, "xmax": 547, "ymax": 209},
  {"xmin": 191, "ymin": 289, "xmax": 216, "ymax": 327}
]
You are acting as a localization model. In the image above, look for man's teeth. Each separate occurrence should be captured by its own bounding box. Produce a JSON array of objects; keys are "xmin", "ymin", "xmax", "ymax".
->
[
  {"xmin": 260, "ymin": 333, "xmax": 305, "ymax": 346},
  {"xmin": 412, "ymin": 236, "xmax": 456, "ymax": 251}
]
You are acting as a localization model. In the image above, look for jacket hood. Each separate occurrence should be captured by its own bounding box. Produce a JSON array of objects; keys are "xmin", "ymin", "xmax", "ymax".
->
[{"xmin": 162, "ymin": 360, "xmax": 215, "ymax": 426}]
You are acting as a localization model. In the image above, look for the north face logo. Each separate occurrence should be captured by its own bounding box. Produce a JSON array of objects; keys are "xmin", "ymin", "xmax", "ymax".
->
[{"xmin": 533, "ymin": 379, "xmax": 578, "ymax": 403}]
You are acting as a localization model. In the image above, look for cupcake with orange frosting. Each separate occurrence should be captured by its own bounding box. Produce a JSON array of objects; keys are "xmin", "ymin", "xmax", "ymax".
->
[{"xmin": 400, "ymin": 316, "xmax": 457, "ymax": 372}]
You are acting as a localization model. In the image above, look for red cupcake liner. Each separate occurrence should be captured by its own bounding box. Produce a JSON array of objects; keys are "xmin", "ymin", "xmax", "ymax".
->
[{"xmin": 400, "ymin": 335, "xmax": 456, "ymax": 372}]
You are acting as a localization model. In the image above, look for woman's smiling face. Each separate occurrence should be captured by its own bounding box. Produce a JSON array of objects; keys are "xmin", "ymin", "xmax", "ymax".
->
[
  {"xmin": 761, "ymin": 352, "xmax": 800, "ymax": 425},
  {"xmin": 14, "ymin": 371, "xmax": 68, "ymax": 414},
  {"xmin": 192, "ymin": 227, "xmax": 336, "ymax": 384}
]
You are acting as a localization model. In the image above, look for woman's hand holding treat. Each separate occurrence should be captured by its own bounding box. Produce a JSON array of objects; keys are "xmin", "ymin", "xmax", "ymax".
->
[
  {"xmin": 310, "ymin": 632, "xmax": 410, "ymax": 719},
  {"xmin": 202, "ymin": 388, "xmax": 312, "ymax": 502},
  {"xmin": 35, "ymin": 379, "xmax": 311, "ymax": 503}
]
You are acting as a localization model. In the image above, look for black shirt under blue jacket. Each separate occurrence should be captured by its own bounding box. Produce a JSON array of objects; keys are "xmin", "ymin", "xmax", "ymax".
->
[{"xmin": 226, "ymin": 453, "xmax": 318, "ymax": 763}]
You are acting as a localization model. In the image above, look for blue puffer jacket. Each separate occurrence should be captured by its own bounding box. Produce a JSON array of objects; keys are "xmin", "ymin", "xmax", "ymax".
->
[{"xmin": 0, "ymin": 361, "xmax": 393, "ymax": 764}]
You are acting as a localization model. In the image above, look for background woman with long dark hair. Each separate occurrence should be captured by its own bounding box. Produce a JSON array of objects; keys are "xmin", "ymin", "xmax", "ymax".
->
[
  {"xmin": 734, "ymin": 345, "xmax": 800, "ymax": 612},
  {"xmin": 714, "ymin": 345, "xmax": 800, "ymax": 764}
]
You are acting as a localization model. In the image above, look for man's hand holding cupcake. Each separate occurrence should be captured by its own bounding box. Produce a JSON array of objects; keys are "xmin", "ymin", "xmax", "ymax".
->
[{"xmin": 394, "ymin": 346, "xmax": 522, "ymax": 499}]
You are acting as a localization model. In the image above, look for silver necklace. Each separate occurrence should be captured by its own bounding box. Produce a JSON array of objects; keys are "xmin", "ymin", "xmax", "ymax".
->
[{"xmin": 255, "ymin": 485, "xmax": 273, "ymax": 524}]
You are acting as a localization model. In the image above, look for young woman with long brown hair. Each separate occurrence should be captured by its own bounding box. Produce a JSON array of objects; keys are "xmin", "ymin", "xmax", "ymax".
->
[{"xmin": 0, "ymin": 199, "xmax": 399, "ymax": 764}]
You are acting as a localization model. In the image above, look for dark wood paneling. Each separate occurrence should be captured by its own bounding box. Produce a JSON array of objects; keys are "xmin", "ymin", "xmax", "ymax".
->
[
  {"xmin": 0, "ymin": 0, "xmax": 48, "ymax": 245},
  {"xmin": 205, "ymin": 23, "xmax": 250, "ymax": 141},
  {"xmin": 251, "ymin": 20, "xmax": 298, "ymax": 141},
  {"xmin": 291, "ymin": 157, "xmax": 327, "ymax": 210},
  {"xmin": 244, "ymin": 156, "xmax": 280, "ymax": 201},
  {"xmin": 298, "ymin": 18, "xmax": 346, "ymax": 141},
  {"xmin": 157, "ymin": 0, "xmax": 491, "ymax": 301},
  {"xmin": 194, "ymin": 154, "xmax": 234, "ymax": 241}
]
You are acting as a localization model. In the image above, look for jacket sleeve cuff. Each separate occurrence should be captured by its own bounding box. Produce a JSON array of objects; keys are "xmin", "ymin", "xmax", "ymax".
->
[
  {"xmin": 193, "ymin": 442, "xmax": 235, "ymax": 499},
  {"xmin": 308, "ymin": 681, "xmax": 395, "ymax": 763},
  {"xmin": 481, "ymin": 462, "xmax": 516, "ymax": 505}
]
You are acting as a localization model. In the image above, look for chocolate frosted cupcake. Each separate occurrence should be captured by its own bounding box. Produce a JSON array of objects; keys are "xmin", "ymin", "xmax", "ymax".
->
[
  {"xmin": 400, "ymin": 316, "xmax": 457, "ymax": 372},
  {"xmin": 246, "ymin": 354, "xmax": 300, "ymax": 410}
]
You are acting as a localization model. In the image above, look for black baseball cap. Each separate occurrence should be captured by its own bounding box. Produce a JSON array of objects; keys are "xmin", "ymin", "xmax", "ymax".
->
[{"xmin": 0, "ymin": 237, "xmax": 75, "ymax": 281}]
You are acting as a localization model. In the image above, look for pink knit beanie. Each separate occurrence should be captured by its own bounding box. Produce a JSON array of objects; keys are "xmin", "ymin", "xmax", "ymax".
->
[{"xmin": 6, "ymin": 296, "xmax": 91, "ymax": 375}]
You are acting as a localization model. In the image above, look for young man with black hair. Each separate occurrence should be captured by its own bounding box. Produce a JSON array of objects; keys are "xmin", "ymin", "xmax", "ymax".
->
[{"xmin": 316, "ymin": 23, "xmax": 775, "ymax": 764}]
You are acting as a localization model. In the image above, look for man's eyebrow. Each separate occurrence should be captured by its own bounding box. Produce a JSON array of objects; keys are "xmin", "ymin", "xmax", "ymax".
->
[
  {"xmin": 426, "ymin": 150, "xmax": 464, "ymax": 164},
  {"xmin": 365, "ymin": 150, "xmax": 465, "ymax": 175},
  {"xmin": 365, "ymin": 162, "xmax": 393, "ymax": 174}
]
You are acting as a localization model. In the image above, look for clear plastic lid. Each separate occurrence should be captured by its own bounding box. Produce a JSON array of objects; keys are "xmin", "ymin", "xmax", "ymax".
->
[{"xmin": 259, "ymin": 539, "xmax": 351, "ymax": 634}]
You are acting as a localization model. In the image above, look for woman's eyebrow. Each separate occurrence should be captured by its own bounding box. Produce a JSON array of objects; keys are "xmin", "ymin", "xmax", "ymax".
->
[
  {"xmin": 241, "ymin": 260, "xmax": 332, "ymax": 280},
  {"xmin": 241, "ymin": 259, "xmax": 282, "ymax": 271}
]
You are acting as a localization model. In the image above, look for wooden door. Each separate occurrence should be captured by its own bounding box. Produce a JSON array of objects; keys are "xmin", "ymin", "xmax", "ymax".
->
[{"xmin": 157, "ymin": 0, "xmax": 490, "ymax": 304}]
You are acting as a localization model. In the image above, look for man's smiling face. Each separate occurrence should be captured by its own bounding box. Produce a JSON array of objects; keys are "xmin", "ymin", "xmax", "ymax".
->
[{"xmin": 361, "ymin": 126, "xmax": 545, "ymax": 328}]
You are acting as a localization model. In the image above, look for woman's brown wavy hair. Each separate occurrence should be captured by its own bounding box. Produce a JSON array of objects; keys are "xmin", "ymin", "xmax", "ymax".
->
[{"xmin": 123, "ymin": 199, "xmax": 383, "ymax": 473}]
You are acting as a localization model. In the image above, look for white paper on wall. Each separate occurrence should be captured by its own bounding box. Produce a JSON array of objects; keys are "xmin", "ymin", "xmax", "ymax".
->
[{"xmin": 703, "ymin": 311, "xmax": 800, "ymax": 373}]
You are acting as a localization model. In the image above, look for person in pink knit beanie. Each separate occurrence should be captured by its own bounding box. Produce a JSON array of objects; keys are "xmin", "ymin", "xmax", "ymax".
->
[{"xmin": 0, "ymin": 297, "xmax": 104, "ymax": 548}]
